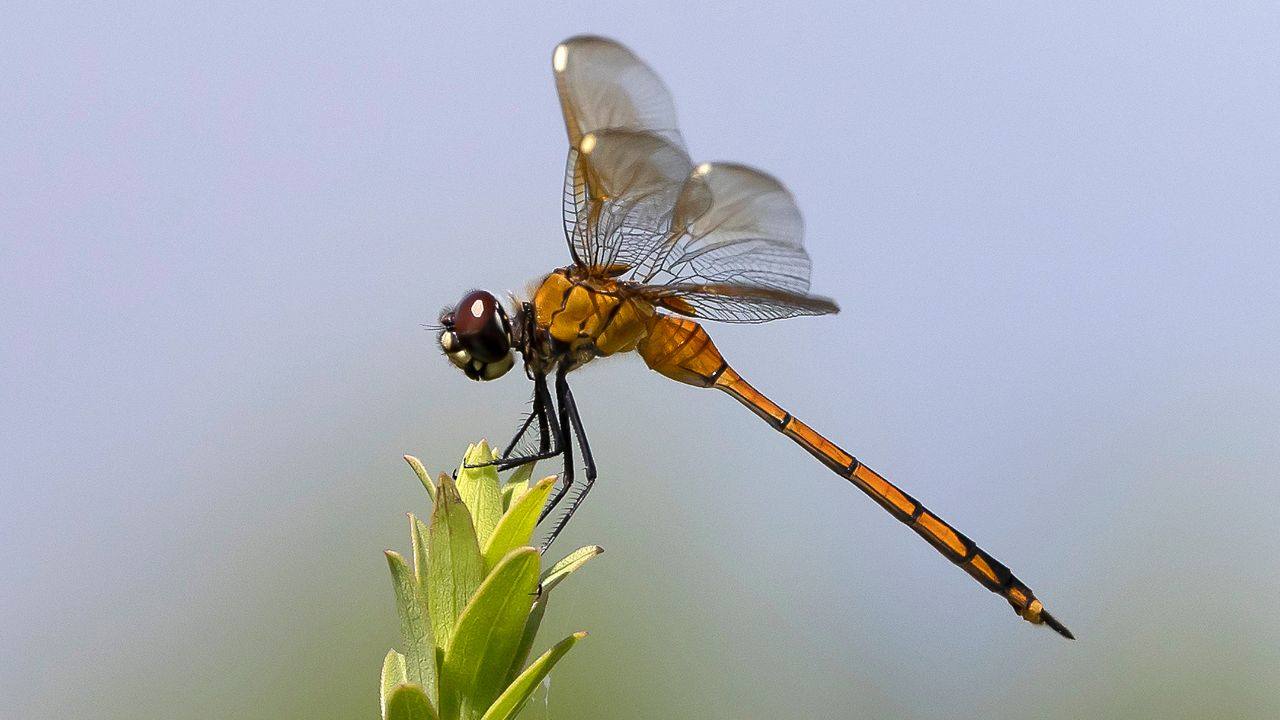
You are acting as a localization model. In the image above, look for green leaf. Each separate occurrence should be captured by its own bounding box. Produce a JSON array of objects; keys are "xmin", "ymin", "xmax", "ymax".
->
[
  {"xmin": 386, "ymin": 550, "xmax": 437, "ymax": 696},
  {"xmin": 412, "ymin": 514, "xmax": 431, "ymax": 583},
  {"xmin": 454, "ymin": 441, "xmax": 503, "ymax": 545},
  {"xmin": 428, "ymin": 474, "xmax": 485, "ymax": 651},
  {"xmin": 504, "ymin": 600, "xmax": 547, "ymax": 686},
  {"xmin": 439, "ymin": 548, "xmax": 540, "ymax": 720},
  {"xmin": 505, "ymin": 545, "xmax": 602, "ymax": 684},
  {"xmin": 385, "ymin": 683, "xmax": 440, "ymax": 720},
  {"xmin": 481, "ymin": 632, "xmax": 585, "ymax": 720},
  {"xmin": 404, "ymin": 454, "xmax": 436, "ymax": 503},
  {"xmin": 541, "ymin": 545, "xmax": 603, "ymax": 595},
  {"xmin": 481, "ymin": 476, "xmax": 555, "ymax": 571},
  {"xmin": 500, "ymin": 462, "xmax": 536, "ymax": 511},
  {"xmin": 381, "ymin": 650, "xmax": 408, "ymax": 717}
]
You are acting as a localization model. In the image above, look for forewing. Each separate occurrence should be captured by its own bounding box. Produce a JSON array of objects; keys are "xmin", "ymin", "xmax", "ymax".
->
[
  {"xmin": 551, "ymin": 37, "xmax": 836, "ymax": 324},
  {"xmin": 630, "ymin": 163, "xmax": 838, "ymax": 323},
  {"xmin": 552, "ymin": 36, "xmax": 684, "ymax": 149},
  {"xmin": 566, "ymin": 129, "xmax": 693, "ymax": 270},
  {"xmin": 554, "ymin": 36, "xmax": 687, "ymax": 268}
]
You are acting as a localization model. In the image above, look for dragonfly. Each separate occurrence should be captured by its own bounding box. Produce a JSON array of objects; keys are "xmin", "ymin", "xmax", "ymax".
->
[{"xmin": 435, "ymin": 36, "xmax": 1072, "ymax": 639}]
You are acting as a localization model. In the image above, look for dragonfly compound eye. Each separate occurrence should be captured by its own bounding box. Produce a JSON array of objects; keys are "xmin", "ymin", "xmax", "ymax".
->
[{"xmin": 444, "ymin": 290, "xmax": 514, "ymax": 381}]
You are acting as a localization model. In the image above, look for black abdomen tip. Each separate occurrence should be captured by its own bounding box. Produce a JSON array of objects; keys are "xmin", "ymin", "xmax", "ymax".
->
[{"xmin": 1041, "ymin": 609, "xmax": 1075, "ymax": 640}]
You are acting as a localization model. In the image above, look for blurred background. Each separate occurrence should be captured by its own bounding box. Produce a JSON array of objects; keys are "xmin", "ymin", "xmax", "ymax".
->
[{"xmin": 3, "ymin": 2, "xmax": 1278, "ymax": 718}]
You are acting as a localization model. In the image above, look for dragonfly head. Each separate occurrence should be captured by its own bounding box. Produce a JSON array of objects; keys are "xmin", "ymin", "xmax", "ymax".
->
[{"xmin": 438, "ymin": 290, "xmax": 515, "ymax": 381}]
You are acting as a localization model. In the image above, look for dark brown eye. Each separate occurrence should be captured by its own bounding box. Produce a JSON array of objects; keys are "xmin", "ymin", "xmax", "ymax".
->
[{"xmin": 452, "ymin": 290, "xmax": 510, "ymax": 362}]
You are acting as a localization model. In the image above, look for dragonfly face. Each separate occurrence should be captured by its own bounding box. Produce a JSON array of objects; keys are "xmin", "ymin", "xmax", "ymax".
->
[
  {"xmin": 434, "ymin": 36, "xmax": 1072, "ymax": 639},
  {"xmin": 438, "ymin": 289, "xmax": 515, "ymax": 381}
]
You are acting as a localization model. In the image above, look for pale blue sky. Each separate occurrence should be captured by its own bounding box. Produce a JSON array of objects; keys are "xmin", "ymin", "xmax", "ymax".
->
[{"xmin": 3, "ymin": 3, "xmax": 1278, "ymax": 718}]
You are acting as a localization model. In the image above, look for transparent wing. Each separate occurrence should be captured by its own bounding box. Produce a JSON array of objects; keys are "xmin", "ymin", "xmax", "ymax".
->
[
  {"xmin": 629, "ymin": 163, "xmax": 839, "ymax": 323},
  {"xmin": 554, "ymin": 36, "xmax": 686, "ymax": 268},
  {"xmin": 553, "ymin": 35, "xmax": 684, "ymax": 149},
  {"xmin": 551, "ymin": 37, "xmax": 837, "ymax": 323},
  {"xmin": 636, "ymin": 283, "xmax": 839, "ymax": 323},
  {"xmin": 566, "ymin": 129, "xmax": 693, "ymax": 270}
]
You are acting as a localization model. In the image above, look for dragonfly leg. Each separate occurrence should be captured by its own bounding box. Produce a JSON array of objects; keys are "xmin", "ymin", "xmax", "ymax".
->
[
  {"xmin": 535, "ymin": 380, "xmax": 552, "ymax": 453},
  {"xmin": 537, "ymin": 367, "xmax": 577, "ymax": 526},
  {"xmin": 500, "ymin": 405, "xmax": 539, "ymax": 459},
  {"xmin": 540, "ymin": 370, "xmax": 597, "ymax": 551},
  {"xmin": 467, "ymin": 374, "xmax": 563, "ymax": 468}
]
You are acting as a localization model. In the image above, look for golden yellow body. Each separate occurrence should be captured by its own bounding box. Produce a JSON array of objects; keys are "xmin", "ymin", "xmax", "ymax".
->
[
  {"xmin": 533, "ymin": 269, "xmax": 655, "ymax": 356},
  {"xmin": 487, "ymin": 35, "xmax": 1072, "ymax": 638},
  {"xmin": 529, "ymin": 265, "xmax": 1060, "ymax": 633}
]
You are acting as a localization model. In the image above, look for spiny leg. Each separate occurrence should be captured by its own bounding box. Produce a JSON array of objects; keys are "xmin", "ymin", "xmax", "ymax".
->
[
  {"xmin": 535, "ymin": 380, "xmax": 551, "ymax": 453},
  {"xmin": 496, "ymin": 373, "xmax": 564, "ymax": 469},
  {"xmin": 540, "ymin": 371, "xmax": 597, "ymax": 552},
  {"xmin": 496, "ymin": 392, "xmax": 553, "ymax": 471},
  {"xmin": 538, "ymin": 366, "xmax": 577, "ymax": 527},
  {"xmin": 502, "ymin": 406, "xmax": 539, "ymax": 458},
  {"xmin": 499, "ymin": 402, "xmax": 539, "ymax": 458},
  {"xmin": 468, "ymin": 373, "xmax": 563, "ymax": 469}
]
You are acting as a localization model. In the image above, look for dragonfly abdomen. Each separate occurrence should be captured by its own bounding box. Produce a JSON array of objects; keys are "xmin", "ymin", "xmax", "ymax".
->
[{"xmin": 637, "ymin": 314, "xmax": 1073, "ymax": 638}]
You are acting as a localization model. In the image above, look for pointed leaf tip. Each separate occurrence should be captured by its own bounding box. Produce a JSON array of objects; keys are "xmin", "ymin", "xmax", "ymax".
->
[
  {"xmin": 456, "ymin": 440, "xmax": 503, "ymax": 545},
  {"xmin": 380, "ymin": 650, "xmax": 408, "ymax": 717},
  {"xmin": 480, "ymin": 631, "xmax": 585, "ymax": 720},
  {"xmin": 540, "ymin": 544, "xmax": 604, "ymax": 594},
  {"xmin": 501, "ymin": 463, "xmax": 538, "ymax": 510},
  {"xmin": 404, "ymin": 455, "xmax": 436, "ymax": 502},
  {"xmin": 507, "ymin": 545, "xmax": 603, "ymax": 683}
]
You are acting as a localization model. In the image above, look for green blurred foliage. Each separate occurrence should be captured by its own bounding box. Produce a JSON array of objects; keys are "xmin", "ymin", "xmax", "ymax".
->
[{"xmin": 383, "ymin": 446, "xmax": 597, "ymax": 720}]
